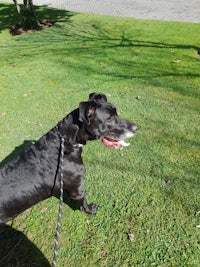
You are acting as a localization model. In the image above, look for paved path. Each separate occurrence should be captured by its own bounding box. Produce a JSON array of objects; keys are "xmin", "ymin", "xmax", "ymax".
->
[{"xmin": 2, "ymin": 0, "xmax": 200, "ymax": 22}]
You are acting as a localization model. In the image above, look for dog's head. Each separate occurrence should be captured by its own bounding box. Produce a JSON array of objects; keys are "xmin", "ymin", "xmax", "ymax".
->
[{"xmin": 79, "ymin": 93, "xmax": 137, "ymax": 149}]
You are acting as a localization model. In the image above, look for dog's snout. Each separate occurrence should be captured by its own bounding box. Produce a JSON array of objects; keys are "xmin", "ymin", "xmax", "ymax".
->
[{"xmin": 132, "ymin": 124, "xmax": 138, "ymax": 132}]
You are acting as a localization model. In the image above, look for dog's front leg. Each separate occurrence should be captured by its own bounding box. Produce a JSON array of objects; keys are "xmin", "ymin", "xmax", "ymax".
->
[
  {"xmin": 65, "ymin": 179, "xmax": 97, "ymax": 215},
  {"xmin": 79, "ymin": 197, "xmax": 98, "ymax": 215},
  {"xmin": 67, "ymin": 186, "xmax": 97, "ymax": 215},
  {"xmin": 69, "ymin": 193, "xmax": 97, "ymax": 215}
]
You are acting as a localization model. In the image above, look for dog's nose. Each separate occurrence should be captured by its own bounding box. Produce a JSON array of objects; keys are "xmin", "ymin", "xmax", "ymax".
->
[{"xmin": 132, "ymin": 124, "xmax": 138, "ymax": 132}]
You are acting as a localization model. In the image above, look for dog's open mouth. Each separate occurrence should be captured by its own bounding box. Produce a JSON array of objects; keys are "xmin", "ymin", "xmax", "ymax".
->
[{"xmin": 102, "ymin": 137, "xmax": 130, "ymax": 150}]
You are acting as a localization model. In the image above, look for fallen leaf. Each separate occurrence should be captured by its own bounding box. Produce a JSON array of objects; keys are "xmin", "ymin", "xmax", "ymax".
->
[
  {"xmin": 85, "ymin": 219, "xmax": 94, "ymax": 235},
  {"xmin": 100, "ymin": 62, "xmax": 106, "ymax": 69},
  {"xmin": 127, "ymin": 233, "xmax": 135, "ymax": 242},
  {"xmin": 1, "ymin": 112, "xmax": 7, "ymax": 117},
  {"xmin": 172, "ymin": 59, "xmax": 181, "ymax": 63},
  {"xmin": 86, "ymin": 229, "xmax": 94, "ymax": 236},
  {"xmin": 165, "ymin": 180, "xmax": 172, "ymax": 186},
  {"xmin": 23, "ymin": 93, "xmax": 32, "ymax": 97}
]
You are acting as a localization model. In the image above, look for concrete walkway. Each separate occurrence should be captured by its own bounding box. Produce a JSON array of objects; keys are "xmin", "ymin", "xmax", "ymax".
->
[{"xmin": 2, "ymin": 0, "xmax": 200, "ymax": 23}]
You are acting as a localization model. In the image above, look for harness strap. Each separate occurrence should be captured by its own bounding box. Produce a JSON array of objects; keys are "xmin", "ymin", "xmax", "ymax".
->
[{"xmin": 52, "ymin": 136, "xmax": 65, "ymax": 267}]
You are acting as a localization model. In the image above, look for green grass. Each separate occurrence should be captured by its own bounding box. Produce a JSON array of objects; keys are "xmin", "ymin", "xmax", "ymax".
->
[{"xmin": 0, "ymin": 3, "xmax": 200, "ymax": 267}]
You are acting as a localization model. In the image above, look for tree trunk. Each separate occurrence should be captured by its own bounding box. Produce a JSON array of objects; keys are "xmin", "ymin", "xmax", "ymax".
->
[
  {"xmin": 23, "ymin": 0, "xmax": 35, "ymax": 17},
  {"xmin": 13, "ymin": 0, "xmax": 21, "ymax": 14},
  {"xmin": 12, "ymin": 0, "xmax": 39, "ymax": 28}
]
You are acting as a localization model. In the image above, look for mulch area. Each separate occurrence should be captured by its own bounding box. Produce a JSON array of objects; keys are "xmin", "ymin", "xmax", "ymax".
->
[{"xmin": 9, "ymin": 20, "xmax": 54, "ymax": 35}]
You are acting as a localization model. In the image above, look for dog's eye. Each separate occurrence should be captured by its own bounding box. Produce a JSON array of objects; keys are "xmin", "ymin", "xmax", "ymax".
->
[{"xmin": 107, "ymin": 117, "xmax": 114, "ymax": 123}]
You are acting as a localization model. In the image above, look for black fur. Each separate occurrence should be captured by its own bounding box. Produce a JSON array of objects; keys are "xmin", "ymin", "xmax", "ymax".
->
[{"xmin": 0, "ymin": 93, "xmax": 137, "ymax": 223}]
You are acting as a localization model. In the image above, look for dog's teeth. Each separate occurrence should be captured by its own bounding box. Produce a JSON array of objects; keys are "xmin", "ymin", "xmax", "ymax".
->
[{"xmin": 119, "ymin": 140, "xmax": 130, "ymax": 147}]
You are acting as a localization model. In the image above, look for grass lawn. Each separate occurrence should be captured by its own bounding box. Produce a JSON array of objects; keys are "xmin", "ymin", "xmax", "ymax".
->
[{"xmin": 0, "ymin": 3, "xmax": 200, "ymax": 267}]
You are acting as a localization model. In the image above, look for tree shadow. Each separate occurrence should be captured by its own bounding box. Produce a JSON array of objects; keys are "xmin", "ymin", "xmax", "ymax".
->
[
  {"xmin": 18, "ymin": 19, "xmax": 198, "ymax": 86},
  {"xmin": 1, "ymin": 2, "xmax": 199, "ymax": 90},
  {"xmin": 0, "ymin": 3, "xmax": 74, "ymax": 32},
  {"xmin": 0, "ymin": 140, "xmax": 35, "ymax": 167},
  {"xmin": 0, "ymin": 224, "xmax": 50, "ymax": 267}
]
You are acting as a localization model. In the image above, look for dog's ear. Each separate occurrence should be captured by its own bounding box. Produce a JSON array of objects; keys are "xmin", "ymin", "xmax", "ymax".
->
[
  {"xmin": 79, "ymin": 101, "xmax": 97, "ymax": 124},
  {"xmin": 89, "ymin": 93, "xmax": 107, "ymax": 102}
]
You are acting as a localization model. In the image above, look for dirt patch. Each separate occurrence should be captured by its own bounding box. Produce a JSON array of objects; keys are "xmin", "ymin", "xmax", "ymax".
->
[{"xmin": 9, "ymin": 20, "xmax": 54, "ymax": 35}]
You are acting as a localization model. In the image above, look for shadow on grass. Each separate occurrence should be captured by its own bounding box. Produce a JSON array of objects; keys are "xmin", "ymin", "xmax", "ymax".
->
[
  {"xmin": 0, "ymin": 3, "xmax": 74, "ymax": 31},
  {"xmin": 0, "ymin": 224, "xmax": 50, "ymax": 267},
  {"xmin": 1, "ymin": 4, "xmax": 199, "ymax": 87},
  {"xmin": 39, "ymin": 21, "xmax": 199, "ymax": 55},
  {"xmin": 14, "ymin": 19, "xmax": 198, "ymax": 93},
  {"xmin": 0, "ymin": 140, "xmax": 35, "ymax": 167}
]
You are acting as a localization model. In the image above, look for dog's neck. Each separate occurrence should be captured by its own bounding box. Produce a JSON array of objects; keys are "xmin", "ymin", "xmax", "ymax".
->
[{"xmin": 56, "ymin": 109, "xmax": 90, "ymax": 146}]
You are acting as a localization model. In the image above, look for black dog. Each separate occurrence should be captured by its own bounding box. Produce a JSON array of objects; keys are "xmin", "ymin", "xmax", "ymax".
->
[{"xmin": 0, "ymin": 93, "xmax": 137, "ymax": 223}]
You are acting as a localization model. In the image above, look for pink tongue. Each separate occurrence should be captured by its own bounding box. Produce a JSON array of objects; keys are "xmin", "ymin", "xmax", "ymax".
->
[{"xmin": 102, "ymin": 137, "xmax": 121, "ymax": 148}]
